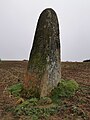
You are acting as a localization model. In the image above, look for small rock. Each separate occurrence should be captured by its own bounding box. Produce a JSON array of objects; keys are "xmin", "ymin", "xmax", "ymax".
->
[{"xmin": 16, "ymin": 98, "xmax": 24, "ymax": 105}]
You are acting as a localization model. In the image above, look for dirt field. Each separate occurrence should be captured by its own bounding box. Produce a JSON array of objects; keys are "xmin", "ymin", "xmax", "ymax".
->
[{"xmin": 0, "ymin": 61, "xmax": 90, "ymax": 120}]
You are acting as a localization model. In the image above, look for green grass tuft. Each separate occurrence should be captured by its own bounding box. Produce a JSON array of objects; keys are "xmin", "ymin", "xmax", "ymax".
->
[
  {"xmin": 9, "ymin": 79, "xmax": 79, "ymax": 119},
  {"xmin": 8, "ymin": 83, "xmax": 23, "ymax": 97},
  {"xmin": 51, "ymin": 79, "xmax": 79, "ymax": 102},
  {"xmin": 13, "ymin": 101, "xmax": 58, "ymax": 119}
]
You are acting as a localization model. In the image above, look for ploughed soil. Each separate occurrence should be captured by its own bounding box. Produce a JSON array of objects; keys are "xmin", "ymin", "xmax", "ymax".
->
[{"xmin": 0, "ymin": 61, "xmax": 90, "ymax": 120}]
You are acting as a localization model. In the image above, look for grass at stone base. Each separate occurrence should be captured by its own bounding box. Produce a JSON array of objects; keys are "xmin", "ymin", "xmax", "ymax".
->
[
  {"xmin": 8, "ymin": 83, "xmax": 23, "ymax": 97},
  {"xmin": 8, "ymin": 79, "xmax": 81, "ymax": 120},
  {"xmin": 13, "ymin": 102, "xmax": 59, "ymax": 120},
  {"xmin": 51, "ymin": 79, "xmax": 79, "ymax": 103}
]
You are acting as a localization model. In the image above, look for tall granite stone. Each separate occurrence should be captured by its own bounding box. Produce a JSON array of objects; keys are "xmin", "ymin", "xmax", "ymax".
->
[{"xmin": 24, "ymin": 8, "xmax": 61, "ymax": 97}]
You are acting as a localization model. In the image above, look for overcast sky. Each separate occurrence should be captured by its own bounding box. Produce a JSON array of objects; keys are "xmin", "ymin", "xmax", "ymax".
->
[{"xmin": 0, "ymin": 0, "xmax": 90, "ymax": 61}]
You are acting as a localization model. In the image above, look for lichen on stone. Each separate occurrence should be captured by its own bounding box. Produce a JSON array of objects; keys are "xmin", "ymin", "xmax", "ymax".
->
[{"xmin": 24, "ymin": 8, "xmax": 61, "ymax": 97}]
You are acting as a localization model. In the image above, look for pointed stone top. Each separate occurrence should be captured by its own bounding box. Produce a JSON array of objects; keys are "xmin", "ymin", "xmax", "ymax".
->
[
  {"xmin": 40, "ymin": 8, "xmax": 58, "ymax": 20},
  {"xmin": 24, "ymin": 8, "xmax": 61, "ymax": 97},
  {"xmin": 42, "ymin": 8, "xmax": 56, "ymax": 13}
]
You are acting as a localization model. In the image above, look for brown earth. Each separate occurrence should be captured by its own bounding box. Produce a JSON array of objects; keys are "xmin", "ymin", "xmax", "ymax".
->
[{"xmin": 0, "ymin": 61, "xmax": 90, "ymax": 120}]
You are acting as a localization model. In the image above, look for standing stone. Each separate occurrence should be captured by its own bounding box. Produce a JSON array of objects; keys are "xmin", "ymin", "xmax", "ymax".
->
[{"xmin": 24, "ymin": 8, "xmax": 61, "ymax": 97}]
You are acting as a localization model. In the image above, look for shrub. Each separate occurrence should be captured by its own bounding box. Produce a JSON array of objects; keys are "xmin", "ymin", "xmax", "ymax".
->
[{"xmin": 83, "ymin": 59, "xmax": 90, "ymax": 62}]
